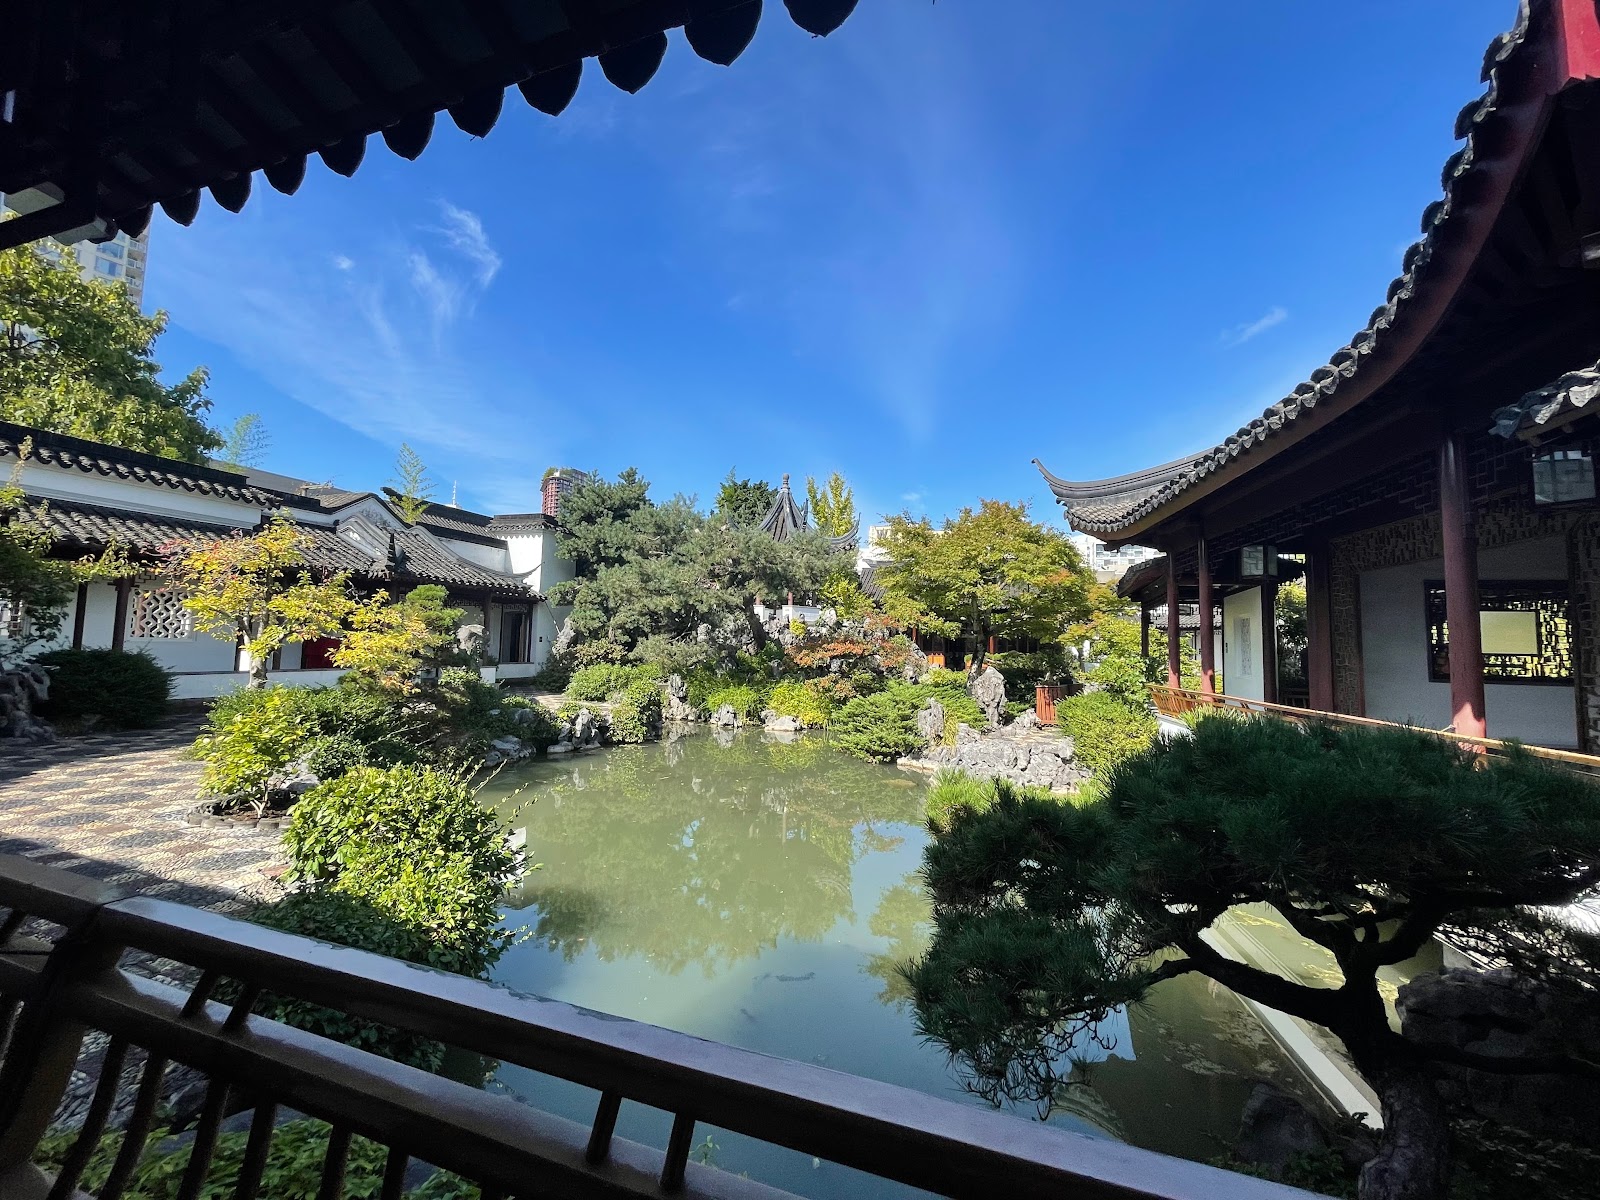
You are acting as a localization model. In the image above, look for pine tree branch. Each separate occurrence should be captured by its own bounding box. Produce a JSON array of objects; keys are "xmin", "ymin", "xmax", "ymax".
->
[{"xmin": 1175, "ymin": 933, "xmax": 1345, "ymax": 1027}]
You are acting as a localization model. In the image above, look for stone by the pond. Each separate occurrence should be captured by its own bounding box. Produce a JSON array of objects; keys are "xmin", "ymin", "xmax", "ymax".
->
[
  {"xmin": 548, "ymin": 742, "xmax": 574, "ymax": 755},
  {"xmin": 1235, "ymin": 1083, "xmax": 1329, "ymax": 1175},
  {"xmin": 664, "ymin": 673, "xmax": 696, "ymax": 722},
  {"xmin": 763, "ymin": 713, "xmax": 803, "ymax": 733},
  {"xmin": 491, "ymin": 735, "xmax": 529, "ymax": 759},
  {"xmin": 915, "ymin": 699, "xmax": 945, "ymax": 748},
  {"xmin": 968, "ymin": 665, "xmax": 1006, "ymax": 728},
  {"xmin": 709, "ymin": 704, "xmax": 740, "ymax": 728},
  {"xmin": 571, "ymin": 708, "xmax": 600, "ymax": 747}
]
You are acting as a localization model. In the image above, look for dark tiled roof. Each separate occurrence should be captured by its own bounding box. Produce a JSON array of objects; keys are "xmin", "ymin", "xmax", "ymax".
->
[
  {"xmin": 857, "ymin": 563, "xmax": 886, "ymax": 603},
  {"xmin": 1034, "ymin": 1, "xmax": 1537, "ymax": 536},
  {"xmin": 298, "ymin": 525, "xmax": 531, "ymax": 596},
  {"xmin": 760, "ymin": 475, "xmax": 808, "ymax": 542},
  {"xmin": 0, "ymin": 422, "xmax": 274, "ymax": 505},
  {"xmin": 3, "ymin": 1, "xmax": 860, "ymax": 249},
  {"xmin": 17, "ymin": 499, "xmax": 244, "ymax": 554},
  {"xmin": 489, "ymin": 513, "xmax": 558, "ymax": 533},
  {"xmin": 1033, "ymin": 454, "xmax": 1203, "ymax": 532},
  {"xmin": 1491, "ymin": 358, "xmax": 1600, "ymax": 438}
]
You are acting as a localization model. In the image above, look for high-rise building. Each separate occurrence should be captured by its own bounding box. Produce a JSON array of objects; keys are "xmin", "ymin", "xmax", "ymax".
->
[
  {"xmin": 1068, "ymin": 531, "xmax": 1161, "ymax": 582},
  {"xmin": 541, "ymin": 468, "xmax": 590, "ymax": 519},
  {"xmin": 1, "ymin": 193, "xmax": 150, "ymax": 309}
]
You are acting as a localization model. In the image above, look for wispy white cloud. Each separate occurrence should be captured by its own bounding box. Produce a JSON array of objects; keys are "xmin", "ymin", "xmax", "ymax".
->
[
  {"xmin": 436, "ymin": 202, "xmax": 501, "ymax": 287},
  {"xmin": 901, "ymin": 491, "xmax": 923, "ymax": 504},
  {"xmin": 332, "ymin": 254, "xmax": 354, "ymax": 271},
  {"xmin": 1220, "ymin": 305, "xmax": 1288, "ymax": 348},
  {"xmin": 407, "ymin": 250, "xmax": 464, "ymax": 336}
]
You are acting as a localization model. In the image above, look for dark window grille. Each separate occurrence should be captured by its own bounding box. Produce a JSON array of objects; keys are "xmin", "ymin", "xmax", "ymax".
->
[{"xmin": 1425, "ymin": 579, "xmax": 1572, "ymax": 685}]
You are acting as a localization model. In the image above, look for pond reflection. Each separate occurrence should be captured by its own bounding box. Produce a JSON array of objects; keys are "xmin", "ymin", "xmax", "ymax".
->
[{"xmin": 477, "ymin": 728, "xmax": 1313, "ymax": 1199}]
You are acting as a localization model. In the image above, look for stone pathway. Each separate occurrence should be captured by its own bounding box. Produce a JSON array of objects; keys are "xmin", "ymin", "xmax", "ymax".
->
[{"xmin": 0, "ymin": 718, "xmax": 286, "ymax": 914}]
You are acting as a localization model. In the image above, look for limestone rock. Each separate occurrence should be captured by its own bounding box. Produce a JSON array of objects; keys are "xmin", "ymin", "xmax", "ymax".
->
[
  {"xmin": 490, "ymin": 735, "xmax": 529, "ymax": 760},
  {"xmin": 571, "ymin": 708, "xmax": 600, "ymax": 748},
  {"xmin": 764, "ymin": 713, "xmax": 803, "ymax": 733},
  {"xmin": 1010, "ymin": 709, "xmax": 1042, "ymax": 733},
  {"xmin": 709, "ymin": 704, "xmax": 740, "ymax": 728},
  {"xmin": 664, "ymin": 673, "xmax": 697, "ymax": 722},
  {"xmin": 915, "ymin": 699, "xmax": 946, "ymax": 748},
  {"xmin": 955, "ymin": 722, "xmax": 980, "ymax": 746},
  {"xmin": 552, "ymin": 617, "xmax": 578, "ymax": 658},
  {"xmin": 1235, "ymin": 1084, "xmax": 1329, "ymax": 1176},
  {"xmin": 900, "ymin": 644, "xmax": 930, "ymax": 683},
  {"xmin": 1399, "ymin": 967, "xmax": 1600, "ymax": 1146},
  {"xmin": 547, "ymin": 742, "xmax": 573, "ymax": 755},
  {"xmin": 266, "ymin": 760, "xmax": 319, "ymax": 799},
  {"xmin": 968, "ymin": 666, "xmax": 1006, "ymax": 728}
]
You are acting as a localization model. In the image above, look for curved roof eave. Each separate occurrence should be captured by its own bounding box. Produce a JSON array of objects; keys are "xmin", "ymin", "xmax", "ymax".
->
[{"xmin": 1040, "ymin": 0, "xmax": 1582, "ymax": 541}]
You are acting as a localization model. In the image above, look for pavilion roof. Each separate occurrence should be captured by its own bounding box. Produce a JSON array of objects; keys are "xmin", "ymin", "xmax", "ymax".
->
[
  {"xmin": 0, "ymin": 421, "xmax": 275, "ymax": 505},
  {"xmin": 0, "ymin": 0, "xmax": 859, "ymax": 250},
  {"xmin": 1490, "ymin": 356, "xmax": 1600, "ymax": 440},
  {"xmin": 1034, "ymin": 0, "xmax": 1599, "ymax": 541},
  {"xmin": 759, "ymin": 474, "xmax": 807, "ymax": 542}
]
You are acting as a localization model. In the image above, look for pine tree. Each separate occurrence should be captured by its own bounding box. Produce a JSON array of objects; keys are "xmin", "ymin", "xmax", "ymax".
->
[{"xmin": 388, "ymin": 444, "xmax": 435, "ymax": 525}]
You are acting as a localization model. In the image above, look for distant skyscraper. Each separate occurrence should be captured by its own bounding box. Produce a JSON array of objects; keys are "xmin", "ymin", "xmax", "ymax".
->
[
  {"xmin": 541, "ymin": 468, "xmax": 590, "ymax": 519},
  {"xmin": 1, "ymin": 192, "xmax": 150, "ymax": 309}
]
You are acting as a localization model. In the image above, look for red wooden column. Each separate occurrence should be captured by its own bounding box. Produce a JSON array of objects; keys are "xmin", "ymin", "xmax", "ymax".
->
[
  {"xmin": 1260, "ymin": 577, "xmax": 1279, "ymax": 705},
  {"xmin": 1196, "ymin": 535, "xmax": 1215, "ymax": 695},
  {"xmin": 1165, "ymin": 555, "xmax": 1181, "ymax": 689},
  {"xmin": 1305, "ymin": 545, "xmax": 1336, "ymax": 711},
  {"xmin": 1439, "ymin": 431, "xmax": 1488, "ymax": 737}
]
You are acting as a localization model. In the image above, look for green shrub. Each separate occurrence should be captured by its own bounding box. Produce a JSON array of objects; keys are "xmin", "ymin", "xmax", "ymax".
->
[
  {"xmin": 767, "ymin": 679, "xmax": 833, "ymax": 728},
  {"xmin": 566, "ymin": 662, "xmax": 660, "ymax": 702},
  {"xmin": 1056, "ymin": 691, "xmax": 1157, "ymax": 777},
  {"xmin": 427, "ymin": 668, "xmax": 559, "ymax": 756},
  {"xmin": 608, "ymin": 678, "xmax": 662, "ymax": 744},
  {"xmin": 258, "ymin": 764, "xmax": 521, "ymax": 1067},
  {"xmin": 888, "ymin": 679, "xmax": 985, "ymax": 744},
  {"xmin": 192, "ymin": 684, "xmax": 416, "ymax": 804},
  {"xmin": 926, "ymin": 769, "xmax": 999, "ymax": 826},
  {"xmin": 33, "ymin": 1117, "xmax": 481, "ymax": 1200},
  {"xmin": 986, "ymin": 649, "xmax": 1070, "ymax": 694},
  {"xmin": 705, "ymin": 683, "xmax": 765, "ymax": 721},
  {"xmin": 831, "ymin": 691, "xmax": 923, "ymax": 761},
  {"xmin": 34, "ymin": 647, "xmax": 172, "ymax": 729}
]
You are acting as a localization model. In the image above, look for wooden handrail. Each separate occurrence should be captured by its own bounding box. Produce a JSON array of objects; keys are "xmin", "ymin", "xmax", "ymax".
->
[
  {"xmin": 1148, "ymin": 684, "xmax": 1600, "ymax": 770},
  {"xmin": 0, "ymin": 854, "xmax": 1317, "ymax": 1200}
]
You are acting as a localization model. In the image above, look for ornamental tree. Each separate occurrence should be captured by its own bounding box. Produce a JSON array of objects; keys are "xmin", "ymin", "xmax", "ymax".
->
[
  {"xmin": 714, "ymin": 469, "xmax": 777, "ymax": 529},
  {"xmin": 877, "ymin": 500, "xmax": 1093, "ymax": 668},
  {"xmin": 0, "ymin": 233, "xmax": 218, "ymax": 462},
  {"xmin": 908, "ymin": 715, "xmax": 1600, "ymax": 1200},
  {"xmin": 334, "ymin": 584, "xmax": 462, "ymax": 692},
  {"xmin": 163, "ymin": 515, "xmax": 353, "ymax": 687}
]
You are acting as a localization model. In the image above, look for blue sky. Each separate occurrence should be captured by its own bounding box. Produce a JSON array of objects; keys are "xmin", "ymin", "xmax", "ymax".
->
[{"xmin": 149, "ymin": 0, "xmax": 1514, "ymax": 528}]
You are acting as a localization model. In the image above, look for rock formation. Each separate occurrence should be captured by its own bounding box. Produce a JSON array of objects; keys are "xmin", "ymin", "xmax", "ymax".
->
[
  {"xmin": 967, "ymin": 665, "xmax": 1006, "ymax": 728},
  {"xmin": 663, "ymin": 673, "xmax": 697, "ymax": 722}
]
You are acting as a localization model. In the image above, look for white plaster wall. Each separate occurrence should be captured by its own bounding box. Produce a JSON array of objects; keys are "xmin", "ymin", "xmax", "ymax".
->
[
  {"xmin": 179, "ymin": 668, "xmax": 346, "ymax": 701},
  {"xmin": 10, "ymin": 458, "xmax": 261, "ymax": 527},
  {"xmin": 1223, "ymin": 587, "xmax": 1264, "ymax": 701},
  {"xmin": 439, "ymin": 536, "xmax": 512, "ymax": 572},
  {"xmin": 1358, "ymin": 535, "xmax": 1576, "ymax": 747},
  {"xmin": 80, "ymin": 583, "xmax": 119, "ymax": 649}
]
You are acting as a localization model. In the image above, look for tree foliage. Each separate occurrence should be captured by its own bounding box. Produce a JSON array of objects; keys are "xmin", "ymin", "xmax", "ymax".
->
[
  {"xmin": 877, "ymin": 501, "xmax": 1092, "ymax": 663},
  {"xmin": 162, "ymin": 515, "xmax": 353, "ymax": 687},
  {"xmin": 333, "ymin": 584, "xmax": 462, "ymax": 692},
  {"xmin": 0, "ymin": 234, "xmax": 218, "ymax": 461},
  {"xmin": 550, "ymin": 469, "xmax": 837, "ymax": 657},
  {"xmin": 388, "ymin": 443, "xmax": 435, "ymax": 525},
  {"xmin": 909, "ymin": 716, "xmax": 1600, "ymax": 1200},
  {"xmin": 217, "ymin": 413, "xmax": 270, "ymax": 468},
  {"xmin": 806, "ymin": 471, "xmax": 857, "ymax": 540},
  {"xmin": 715, "ymin": 468, "xmax": 777, "ymax": 528}
]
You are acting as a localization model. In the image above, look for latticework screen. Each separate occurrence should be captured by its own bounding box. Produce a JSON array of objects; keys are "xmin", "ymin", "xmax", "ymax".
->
[
  {"xmin": 1426, "ymin": 579, "xmax": 1572, "ymax": 684},
  {"xmin": 128, "ymin": 585, "xmax": 193, "ymax": 640}
]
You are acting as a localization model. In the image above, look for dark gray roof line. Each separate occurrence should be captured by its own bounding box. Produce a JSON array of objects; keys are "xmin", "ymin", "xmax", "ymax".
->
[
  {"xmin": 1034, "ymin": 0, "xmax": 1536, "ymax": 536},
  {"xmin": 16, "ymin": 498, "xmax": 246, "ymax": 554},
  {"xmin": 1491, "ymin": 357, "xmax": 1600, "ymax": 439},
  {"xmin": 760, "ymin": 474, "xmax": 809, "ymax": 542},
  {"xmin": 1031, "ymin": 453, "xmax": 1207, "ymax": 531},
  {"xmin": 297, "ymin": 523, "xmax": 533, "ymax": 596},
  {"xmin": 1, "ymin": 422, "xmax": 276, "ymax": 505}
]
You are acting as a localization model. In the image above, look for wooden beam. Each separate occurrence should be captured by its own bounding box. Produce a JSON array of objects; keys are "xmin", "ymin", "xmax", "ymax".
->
[
  {"xmin": 1260, "ymin": 578, "xmax": 1279, "ymax": 706},
  {"xmin": 111, "ymin": 578, "xmax": 132, "ymax": 652},
  {"xmin": 1305, "ymin": 545, "xmax": 1335, "ymax": 711}
]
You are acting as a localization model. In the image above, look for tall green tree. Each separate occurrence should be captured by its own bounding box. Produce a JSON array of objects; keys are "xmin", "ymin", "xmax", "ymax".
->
[
  {"xmin": 715, "ymin": 469, "xmax": 776, "ymax": 528},
  {"xmin": 909, "ymin": 717, "xmax": 1600, "ymax": 1200},
  {"xmin": 878, "ymin": 500, "xmax": 1093, "ymax": 667},
  {"xmin": 387, "ymin": 444, "xmax": 434, "ymax": 525},
  {"xmin": 805, "ymin": 471, "xmax": 857, "ymax": 541},
  {"xmin": 0, "ymin": 235, "xmax": 218, "ymax": 462}
]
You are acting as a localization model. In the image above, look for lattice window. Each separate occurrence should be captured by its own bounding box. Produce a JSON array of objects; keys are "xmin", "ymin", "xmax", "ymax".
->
[
  {"xmin": 128, "ymin": 585, "xmax": 193, "ymax": 640},
  {"xmin": 1425, "ymin": 579, "xmax": 1572, "ymax": 685}
]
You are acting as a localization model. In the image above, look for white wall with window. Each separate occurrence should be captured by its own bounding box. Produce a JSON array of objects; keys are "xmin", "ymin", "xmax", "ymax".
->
[
  {"xmin": 1358, "ymin": 535, "xmax": 1575, "ymax": 747},
  {"xmin": 1222, "ymin": 587, "xmax": 1264, "ymax": 701}
]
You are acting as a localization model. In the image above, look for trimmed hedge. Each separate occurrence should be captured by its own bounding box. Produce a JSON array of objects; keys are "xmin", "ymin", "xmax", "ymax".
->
[
  {"xmin": 831, "ymin": 691, "xmax": 923, "ymax": 761},
  {"xmin": 608, "ymin": 678, "xmax": 662, "ymax": 744},
  {"xmin": 34, "ymin": 647, "xmax": 172, "ymax": 729}
]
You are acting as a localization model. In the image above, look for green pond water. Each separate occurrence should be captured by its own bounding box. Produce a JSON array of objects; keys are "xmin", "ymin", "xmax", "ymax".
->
[{"xmin": 479, "ymin": 727, "xmax": 1309, "ymax": 1198}]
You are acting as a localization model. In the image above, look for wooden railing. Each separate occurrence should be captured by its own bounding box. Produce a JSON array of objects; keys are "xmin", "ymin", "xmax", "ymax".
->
[
  {"xmin": 1149, "ymin": 684, "xmax": 1600, "ymax": 772},
  {"xmin": 0, "ymin": 854, "xmax": 1316, "ymax": 1200}
]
